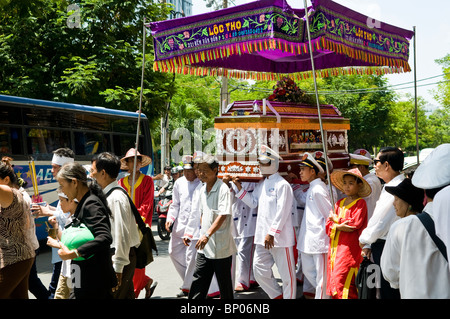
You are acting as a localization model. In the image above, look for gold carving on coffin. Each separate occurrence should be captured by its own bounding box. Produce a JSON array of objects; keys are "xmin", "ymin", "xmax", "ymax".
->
[{"xmin": 218, "ymin": 161, "xmax": 263, "ymax": 182}]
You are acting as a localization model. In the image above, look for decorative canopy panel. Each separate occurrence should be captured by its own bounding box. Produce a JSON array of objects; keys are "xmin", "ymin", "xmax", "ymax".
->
[{"xmin": 149, "ymin": 0, "xmax": 414, "ymax": 81}]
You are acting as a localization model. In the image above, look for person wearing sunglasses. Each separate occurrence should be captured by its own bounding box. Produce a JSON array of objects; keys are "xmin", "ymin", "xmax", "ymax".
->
[{"xmin": 359, "ymin": 146, "xmax": 405, "ymax": 299}]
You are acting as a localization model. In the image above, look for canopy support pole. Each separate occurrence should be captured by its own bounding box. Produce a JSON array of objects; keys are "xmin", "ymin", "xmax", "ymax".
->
[
  {"xmin": 303, "ymin": 0, "xmax": 335, "ymax": 206},
  {"xmin": 413, "ymin": 26, "xmax": 420, "ymax": 165},
  {"xmin": 131, "ymin": 17, "xmax": 147, "ymax": 201}
]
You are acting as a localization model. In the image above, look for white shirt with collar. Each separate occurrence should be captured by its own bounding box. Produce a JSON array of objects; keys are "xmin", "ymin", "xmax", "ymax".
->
[
  {"xmin": 297, "ymin": 178, "xmax": 332, "ymax": 254},
  {"xmin": 359, "ymin": 174, "xmax": 405, "ymax": 246},
  {"xmin": 198, "ymin": 178, "xmax": 237, "ymax": 259},
  {"xmin": 230, "ymin": 182, "xmax": 258, "ymax": 239},
  {"xmin": 104, "ymin": 181, "xmax": 141, "ymax": 273},
  {"xmin": 363, "ymin": 172, "xmax": 382, "ymax": 221},
  {"xmin": 167, "ymin": 176, "xmax": 201, "ymax": 238},
  {"xmin": 381, "ymin": 202, "xmax": 450, "ymax": 298},
  {"xmin": 183, "ymin": 182, "xmax": 204, "ymax": 241},
  {"xmin": 291, "ymin": 183, "xmax": 309, "ymax": 228},
  {"xmin": 236, "ymin": 173, "xmax": 295, "ymax": 248}
]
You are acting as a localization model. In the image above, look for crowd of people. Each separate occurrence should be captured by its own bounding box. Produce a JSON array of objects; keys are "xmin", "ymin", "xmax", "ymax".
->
[{"xmin": 0, "ymin": 143, "xmax": 449, "ymax": 299}]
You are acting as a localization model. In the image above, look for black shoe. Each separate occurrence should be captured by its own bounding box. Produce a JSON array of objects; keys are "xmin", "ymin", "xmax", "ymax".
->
[{"xmin": 176, "ymin": 291, "xmax": 188, "ymax": 298}]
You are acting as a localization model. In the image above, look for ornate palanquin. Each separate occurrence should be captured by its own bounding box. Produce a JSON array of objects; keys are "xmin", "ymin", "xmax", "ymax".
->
[{"xmin": 214, "ymin": 99, "xmax": 350, "ymax": 181}]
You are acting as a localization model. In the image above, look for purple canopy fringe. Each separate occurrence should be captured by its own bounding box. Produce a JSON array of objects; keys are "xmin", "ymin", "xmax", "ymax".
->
[{"xmin": 149, "ymin": 0, "xmax": 414, "ymax": 81}]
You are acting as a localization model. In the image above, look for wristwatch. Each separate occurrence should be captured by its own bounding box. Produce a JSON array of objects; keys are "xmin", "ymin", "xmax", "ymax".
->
[{"xmin": 205, "ymin": 232, "xmax": 211, "ymax": 239}]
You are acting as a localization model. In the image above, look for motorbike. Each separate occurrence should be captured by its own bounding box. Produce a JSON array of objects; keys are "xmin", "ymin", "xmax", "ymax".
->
[{"xmin": 156, "ymin": 189, "xmax": 172, "ymax": 240}]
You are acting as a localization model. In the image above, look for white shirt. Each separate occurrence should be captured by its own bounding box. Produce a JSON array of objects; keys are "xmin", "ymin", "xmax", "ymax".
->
[
  {"xmin": 359, "ymin": 174, "xmax": 405, "ymax": 246},
  {"xmin": 381, "ymin": 203, "xmax": 450, "ymax": 298},
  {"xmin": 298, "ymin": 178, "xmax": 332, "ymax": 254},
  {"xmin": 236, "ymin": 173, "xmax": 295, "ymax": 248},
  {"xmin": 104, "ymin": 181, "xmax": 141, "ymax": 273},
  {"xmin": 52, "ymin": 202, "xmax": 70, "ymax": 264},
  {"xmin": 363, "ymin": 172, "xmax": 382, "ymax": 221},
  {"xmin": 184, "ymin": 182, "xmax": 204, "ymax": 240},
  {"xmin": 291, "ymin": 183, "xmax": 309, "ymax": 228},
  {"xmin": 198, "ymin": 179, "xmax": 236, "ymax": 259},
  {"xmin": 230, "ymin": 182, "xmax": 258, "ymax": 239},
  {"xmin": 433, "ymin": 185, "xmax": 450, "ymax": 272},
  {"xmin": 167, "ymin": 176, "xmax": 201, "ymax": 238}
]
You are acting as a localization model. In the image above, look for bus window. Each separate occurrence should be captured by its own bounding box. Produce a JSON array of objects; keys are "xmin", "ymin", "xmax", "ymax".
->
[
  {"xmin": 75, "ymin": 113, "xmax": 110, "ymax": 131},
  {"xmin": 0, "ymin": 105, "xmax": 22, "ymax": 125},
  {"xmin": 112, "ymin": 134, "xmax": 143, "ymax": 157},
  {"xmin": 0, "ymin": 127, "xmax": 23, "ymax": 156},
  {"xmin": 111, "ymin": 118, "xmax": 138, "ymax": 135},
  {"xmin": 74, "ymin": 131, "xmax": 111, "ymax": 156},
  {"xmin": 26, "ymin": 128, "xmax": 71, "ymax": 159}
]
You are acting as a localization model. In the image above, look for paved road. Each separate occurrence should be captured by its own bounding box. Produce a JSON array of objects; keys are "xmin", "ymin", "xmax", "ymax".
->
[{"xmin": 33, "ymin": 218, "xmax": 303, "ymax": 300}]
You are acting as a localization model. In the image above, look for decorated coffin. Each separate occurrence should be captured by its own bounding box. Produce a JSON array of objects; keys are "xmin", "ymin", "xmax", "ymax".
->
[{"xmin": 214, "ymin": 97, "xmax": 350, "ymax": 182}]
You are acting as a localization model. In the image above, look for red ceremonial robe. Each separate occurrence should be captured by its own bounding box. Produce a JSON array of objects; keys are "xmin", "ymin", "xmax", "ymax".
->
[
  {"xmin": 119, "ymin": 173, "xmax": 154, "ymax": 226},
  {"xmin": 326, "ymin": 198, "xmax": 367, "ymax": 299},
  {"xmin": 119, "ymin": 173, "xmax": 155, "ymax": 298}
]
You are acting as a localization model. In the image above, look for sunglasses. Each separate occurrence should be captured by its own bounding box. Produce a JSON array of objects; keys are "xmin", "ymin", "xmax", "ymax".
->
[{"xmin": 373, "ymin": 159, "xmax": 386, "ymax": 165}]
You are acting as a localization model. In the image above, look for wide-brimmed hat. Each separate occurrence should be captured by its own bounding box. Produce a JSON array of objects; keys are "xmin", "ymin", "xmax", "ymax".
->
[
  {"xmin": 330, "ymin": 168, "xmax": 372, "ymax": 198},
  {"xmin": 385, "ymin": 178, "xmax": 425, "ymax": 212},
  {"xmin": 120, "ymin": 148, "xmax": 151, "ymax": 170},
  {"xmin": 412, "ymin": 144, "xmax": 450, "ymax": 189}
]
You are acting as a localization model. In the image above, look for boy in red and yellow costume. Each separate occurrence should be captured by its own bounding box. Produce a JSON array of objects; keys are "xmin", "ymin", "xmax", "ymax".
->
[{"xmin": 326, "ymin": 168, "xmax": 371, "ymax": 299}]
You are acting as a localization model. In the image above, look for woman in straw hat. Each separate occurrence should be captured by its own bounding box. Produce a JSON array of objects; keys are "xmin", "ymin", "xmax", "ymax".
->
[{"xmin": 326, "ymin": 168, "xmax": 372, "ymax": 299}]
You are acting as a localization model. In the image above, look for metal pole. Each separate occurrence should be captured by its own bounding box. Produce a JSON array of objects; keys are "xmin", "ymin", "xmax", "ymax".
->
[
  {"xmin": 303, "ymin": 0, "xmax": 335, "ymax": 205},
  {"xmin": 220, "ymin": 0, "xmax": 229, "ymax": 115},
  {"xmin": 413, "ymin": 26, "xmax": 420, "ymax": 165},
  {"xmin": 131, "ymin": 18, "xmax": 147, "ymax": 201}
]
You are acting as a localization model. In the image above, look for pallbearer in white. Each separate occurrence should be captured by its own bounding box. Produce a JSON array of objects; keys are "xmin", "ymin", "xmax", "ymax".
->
[
  {"xmin": 231, "ymin": 145, "xmax": 296, "ymax": 299},
  {"xmin": 166, "ymin": 155, "xmax": 202, "ymax": 297}
]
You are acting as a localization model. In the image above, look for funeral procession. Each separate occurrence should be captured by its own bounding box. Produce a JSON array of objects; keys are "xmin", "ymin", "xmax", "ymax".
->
[{"xmin": 1, "ymin": 0, "xmax": 450, "ymax": 309}]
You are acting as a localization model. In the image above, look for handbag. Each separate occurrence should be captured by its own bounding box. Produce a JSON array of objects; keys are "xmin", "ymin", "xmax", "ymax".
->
[
  {"xmin": 106, "ymin": 187, "xmax": 158, "ymax": 269},
  {"xmin": 61, "ymin": 222, "xmax": 95, "ymax": 261},
  {"xmin": 355, "ymin": 256, "xmax": 377, "ymax": 299}
]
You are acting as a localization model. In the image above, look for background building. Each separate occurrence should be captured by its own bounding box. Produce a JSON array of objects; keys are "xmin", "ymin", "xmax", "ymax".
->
[{"xmin": 167, "ymin": 0, "xmax": 192, "ymax": 18}]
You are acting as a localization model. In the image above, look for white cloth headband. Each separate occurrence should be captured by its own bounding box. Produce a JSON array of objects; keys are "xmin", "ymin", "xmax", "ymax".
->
[
  {"xmin": 52, "ymin": 154, "xmax": 74, "ymax": 166},
  {"xmin": 57, "ymin": 192, "xmax": 68, "ymax": 199}
]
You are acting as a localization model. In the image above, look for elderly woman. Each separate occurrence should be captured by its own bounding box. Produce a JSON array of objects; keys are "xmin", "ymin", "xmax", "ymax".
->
[
  {"xmin": 0, "ymin": 162, "xmax": 35, "ymax": 299},
  {"xmin": 56, "ymin": 162, "xmax": 116, "ymax": 299},
  {"xmin": 381, "ymin": 178, "xmax": 450, "ymax": 298}
]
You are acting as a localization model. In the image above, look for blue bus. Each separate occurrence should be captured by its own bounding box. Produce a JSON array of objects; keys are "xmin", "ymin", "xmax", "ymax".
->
[{"xmin": 0, "ymin": 94, "xmax": 155, "ymax": 240}]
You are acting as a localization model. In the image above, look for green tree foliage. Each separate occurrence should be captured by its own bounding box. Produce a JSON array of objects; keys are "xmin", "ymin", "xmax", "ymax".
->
[
  {"xmin": 434, "ymin": 54, "xmax": 450, "ymax": 108},
  {"xmin": 0, "ymin": 0, "xmax": 175, "ymax": 124},
  {"xmin": 313, "ymin": 75, "xmax": 397, "ymax": 151}
]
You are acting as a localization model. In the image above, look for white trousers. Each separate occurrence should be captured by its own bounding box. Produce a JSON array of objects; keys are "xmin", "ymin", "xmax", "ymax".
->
[
  {"xmin": 300, "ymin": 252, "xmax": 328, "ymax": 299},
  {"xmin": 169, "ymin": 235, "xmax": 219, "ymax": 294},
  {"xmin": 253, "ymin": 244, "xmax": 297, "ymax": 299},
  {"xmin": 235, "ymin": 236, "xmax": 256, "ymax": 289}
]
